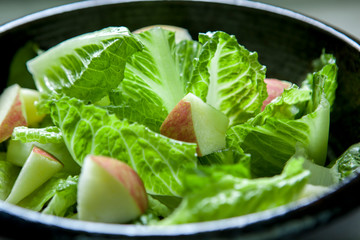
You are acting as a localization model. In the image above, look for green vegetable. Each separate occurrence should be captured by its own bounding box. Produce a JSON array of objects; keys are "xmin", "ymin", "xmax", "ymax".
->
[
  {"xmin": 227, "ymin": 52, "xmax": 337, "ymax": 177},
  {"xmin": 18, "ymin": 173, "xmax": 77, "ymax": 217},
  {"xmin": 330, "ymin": 143, "xmax": 360, "ymax": 181},
  {"xmin": 12, "ymin": 126, "xmax": 63, "ymax": 144},
  {"xmin": 2, "ymin": 26, "xmax": 346, "ymax": 224},
  {"xmin": 161, "ymin": 156, "xmax": 309, "ymax": 225},
  {"xmin": 27, "ymin": 27, "xmax": 143, "ymax": 103},
  {"xmin": 187, "ymin": 31, "xmax": 267, "ymax": 126},
  {"xmin": 0, "ymin": 160, "xmax": 20, "ymax": 200},
  {"xmin": 42, "ymin": 175, "xmax": 78, "ymax": 217},
  {"xmin": 46, "ymin": 94, "xmax": 197, "ymax": 196}
]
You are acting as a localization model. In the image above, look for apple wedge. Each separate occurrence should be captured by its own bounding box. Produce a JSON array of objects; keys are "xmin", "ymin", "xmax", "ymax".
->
[
  {"xmin": 6, "ymin": 139, "xmax": 81, "ymax": 175},
  {"xmin": 160, "ymin": 93, "xmax": 229, "ymax": 156},
  {"xmin": 77, "ymin": 155, "xmax": 148, "ymax": 223},
  {"xmin": 6, "ymin": 146, "xmax": 63, "ymax": 204},
  {"xmin": 262, "ymin": 78, "xmax": 292, "ymax": 110},
  {"xmin": 0, "ymin": 84, "xmax": 27, "ymax": 143},
  {"xmin": 20, "ymin": 88, "xmax": 46, "ymax": 127}
]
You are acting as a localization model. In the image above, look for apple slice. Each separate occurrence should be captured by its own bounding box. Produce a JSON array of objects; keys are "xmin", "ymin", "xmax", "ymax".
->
[
  {"xmin": 160, "ymin": 93, "xmax": 229, "ymax": 156},
  {"xmin": 6, "ymin": 146, "xmax": 63, "ymax": 204},
  {"xmin": 20, "ymin": 88, "xmax": 46, "ymax": 127},
  {"xmin": 77, "ymin": 155, "xmax": 148, "ymax": 223},
  {"xmin": 0, "ymin": 84, "xmax": 27, "ymax": 143},
  {"xmin": 262, "ymin": 78, "xmax": 292, "ymax": 110},
  {"xmin": 6, "ymin": 139, "xmax": 81, "ymax": 175}
]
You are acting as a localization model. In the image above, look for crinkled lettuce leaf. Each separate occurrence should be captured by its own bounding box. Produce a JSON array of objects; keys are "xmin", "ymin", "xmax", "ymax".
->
[
  {"xmin": 161, "ymin": 156, "xmax": 309, "ymax": 225},
  {"xmin": 106, "ymin": 89, "xmax": 168, "ymax": 132},
  {"xmin": 42, "ymin": 175, "xmax": 78, "ymax": 217},
  {"xmin": 0, "ymin": 160, "xmax": 20, "ymax": 200},
  {"xmin": 118, "ymin": 28, "xmax": 200, "ymax": 113},
  {"xmin": 27, "ymin": 27, "xmax": 143, "ymax": 103},
  {"xmin": 46, "ymin": 94, "xmax": 198, "ymax": 196},
  {"xmin": 12, "ymin": 126, "xmax": 63, "ymax": 144},
  {"xmin": 18, "ymin": 173, "xmax": 77, "ymax": 217},
  {"xmin": 187, "ymin": 31, "xmax": 267, "ymax": 126},
  {"xmin": 330, "ymin": 143, "xmax": 360, "ymax": 181},
  {"xmin": 227, "ymin": 52, "xmax": 337, "ymax": 177},
  {"xmin": 108, "ymin": 28, "xmax": 201, "ymax": 129}
]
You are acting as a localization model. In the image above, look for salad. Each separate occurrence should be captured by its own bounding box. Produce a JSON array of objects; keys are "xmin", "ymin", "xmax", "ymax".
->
[{"xmin": 0, "ymin": 25, "xmax": 359, "ymax": 225}]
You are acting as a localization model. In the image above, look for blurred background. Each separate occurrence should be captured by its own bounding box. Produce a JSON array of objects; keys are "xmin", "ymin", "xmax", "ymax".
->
[{"xmin": 1, "ymin": 0, "xmax": 360, "ymax": 40}]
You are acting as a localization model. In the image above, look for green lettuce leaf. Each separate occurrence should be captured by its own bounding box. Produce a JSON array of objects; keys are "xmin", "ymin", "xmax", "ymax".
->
[
  {"xmin": 27, "ymin": 27, "xmax": 143, "ymax": 103},
  {"xmin": 330, "ymin": 143, "xmax": 360, "ymax": 181},
  {"xmin": 118, "ymin": 28, "xmax": 199, "ymax": 113},
  {"xmin": 227, "ymin": 53, "xmax": 337, "ymax": 177},
  {"xmin": 161, "ymin": 156, "xmax": 309, "ymax": 225},
  {"xmin": 46, "ymin": 94, "xmax": 198, "ymax": 196},
  {"xmin": 303, "ymin": 51, "xmax": 338, "ymax": 107},
  {"xmin": 12, "ymin": 126, "xmax": 63, "ymax": 144},
  {"xmin": 227, "ymin": 96, "xmax": 329, "ymax": 177},
  {"xmin": 106, "ymin": 89, "xmax": 168, "ymax": 132},
  {"xmin": 107, "ymin": 29, "xmax": 201, "ymax": 129},
  {"xmin": 42, "ymin": 175, "xmax": 78, "ymax": 217},
  {"xmin": 0, "ymin": 160, "xmax": 20, "ymax": 200},
  {"xmin": 187, "ymin": 31, "xmax": 267, "ymax": 126},
  {"xmin": 17, "ymin": 173, "xmax": 74, "ymax": 213}
]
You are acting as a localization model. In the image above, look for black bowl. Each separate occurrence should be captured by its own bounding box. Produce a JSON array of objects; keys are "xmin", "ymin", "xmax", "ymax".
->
[{"xmin": 1, "ymin": 0, "xmax": 360, "ymax": 239}]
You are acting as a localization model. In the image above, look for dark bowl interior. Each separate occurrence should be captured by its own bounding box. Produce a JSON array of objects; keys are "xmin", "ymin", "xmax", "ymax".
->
[{"xmin": 0, "ymin": 0, "xmax": 360, "ymax": 239}]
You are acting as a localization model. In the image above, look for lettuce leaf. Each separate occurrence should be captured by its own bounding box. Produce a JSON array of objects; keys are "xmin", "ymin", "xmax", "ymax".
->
[
  {"xmin": 105, "ymin": 28, "xmax": 201, "ymax": 130},
  {"xmin": 118, "ymin": 28, "xmax": 200, "ymax": 113},
  {"xmin": 187, "ymin": 31, "xmax": 267, "ymax": 126},
  {"xmin": 46, "ymin": 94, "xmax": 198, "ymax": 196},
  {"xmin": 18, "ymin": 173, "xmax": 77, "ymax": 217},
  {"xmin": 0, "ymin": 160, "xmax": 20, "ymax": 200},
  {"xmin": 42, "ymin": 175, "xmax": 78, "ymax": 217},
  {"xmin": 161, "ymin": 156, "xmax": 309, "ymax": 225},
  {"xmin": 27, "ymin": 27, "xmax": 143, "ymax": 103},
  {"xmin": 227, "ymin": 52, "xmax": 337, "ymax": 177},
  {"xmin": 330, "ymin": 143, "xmax": 360, "ymax": 181},
  {"xmin": 12, "ymin": 126, "xmax": 63, "ymax": 144}
]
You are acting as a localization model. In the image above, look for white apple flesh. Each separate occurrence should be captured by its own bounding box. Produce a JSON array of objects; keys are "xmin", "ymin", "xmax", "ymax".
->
[
  {"xmin": 77, "ymin": 155, "xmax": 148, "ymax": 223},
  {"xmin": 20, "ymin": 88, "xmax": 46, "ymax": 127},
  {"xmin": 160, "ymin": 93, "xmax": 229, "ymax": 156},
  {"xmin": 6, "ymin": 146, "xmax": 63, "ymax": 204},
  {"xmin": 262, "ymin": 78, "xmax": 292, "ymax": 110},
  {"xmin": 0, "ymin": 84, "xmax": 27, "ymax": 143}
]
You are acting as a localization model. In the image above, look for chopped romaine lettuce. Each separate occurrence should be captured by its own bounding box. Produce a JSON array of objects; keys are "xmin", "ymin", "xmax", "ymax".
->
[
  {"xmin": 227, "ymin": 52, "xmax": 337, "ymax": 177},
  {"xmin": 161, "ymin": 156, "xmax": 309, "ymax": 225},
  {"xmin": 27, "ymin": 27, "xmax": 143, "ymax": 103},
  {"xmin": 1, "ymin": 25, "xmax": 351, "ymax": 225},
  {"xmin": 330, "ymin": 143, "xmax": 360, "ymax": 181},
  {"xmin": 187, "ymin": 31, "xmax": 267, "ymax": 126},
  {"xmin": 45, "ymin": 94, "xmax": 198, "ymax": 196},
  {"xmin": 16, "ymin": 174, "xmax": 78, "ymax": 218},
  {"xmin": 0, "ymin": 160, "xmax": 20, "ymax": 200}
]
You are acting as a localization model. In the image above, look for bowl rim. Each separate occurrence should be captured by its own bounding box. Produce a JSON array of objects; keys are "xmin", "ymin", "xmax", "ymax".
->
[{"xmin": 1, "ymin": 0, "xmax": 360, "ymax": 238}]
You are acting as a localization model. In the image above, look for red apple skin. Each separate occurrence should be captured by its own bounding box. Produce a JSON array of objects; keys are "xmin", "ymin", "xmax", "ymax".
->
[
  {"xmin": 0, "ymin": 92, "xmax": 27, "ymax": 143},
  {"xmin": 160, "ymin": 99, "xmax": 197, "ymax": 144},
  {"xmin": 91, "ymin": 156, "xmax": 148, "ymax": 213},
  {"xmin": 262, "ymin": 78, "xmax": 292, "ymax": 111}
]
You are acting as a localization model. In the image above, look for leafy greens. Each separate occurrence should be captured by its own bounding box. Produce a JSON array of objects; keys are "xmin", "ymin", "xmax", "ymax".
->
[{"xmin": 2, "ymin": 24, "xmax": 357, "ymax": 226}]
